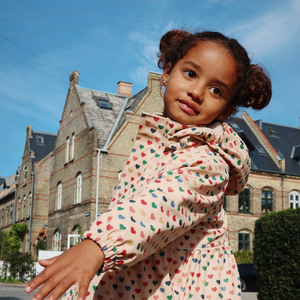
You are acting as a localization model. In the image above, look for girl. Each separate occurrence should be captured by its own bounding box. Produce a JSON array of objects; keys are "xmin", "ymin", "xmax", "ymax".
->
[{"xmin": 26, "ymin": 29, "xmax": 271, "ymax": 300}]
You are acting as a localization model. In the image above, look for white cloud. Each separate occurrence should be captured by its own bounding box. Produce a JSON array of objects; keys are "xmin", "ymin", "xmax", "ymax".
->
[{"xmin": 227, "ymin": 0, "xmax": 300, "ymax": 59}]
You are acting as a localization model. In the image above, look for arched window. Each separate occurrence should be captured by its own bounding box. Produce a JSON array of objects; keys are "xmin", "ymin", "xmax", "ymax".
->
[
  {"xmin": 238, "ymin": 231, "xmax": 250, "ymax": 251},
  {"xmin": 10, "ymin": 205, "xmax": 13, "ymax": 224},
  {"xmin": 66, "ymin": 137, "xmax": 70, "ymax": 163},
  {"xmin": 238, "ymin": 188, "xmax": 250, "ymax": 213},
  {"xmin": 6, "ymin": 206, "xmax": 9, "ymax": 225},
  {"xmin": 71, "ymin": 133, "xmax": 75, "ymax": 160},
  {"xmin": 289, "ymin": 191, "xmax": 299, "ymax": 209},
  {"xmin": 262, "ymin": 189, "xmax": 273, "ymax": 213},
  {"xmin": 29, "ymin": 192, "xmax": 32, "ymax": 216},
  {"xmin": 17, "ymin": 198, "xmax": 20, "ymax": 221},
  {"xmin": 53, "ymin": 230, "xmax": 61, "ymax": 251},
  {"xmin": 1, "ymin": 209, "xmax": 4, "ymax": 227},
  {"xmin": 76, "ymin": 173, "xmax": 82, "ymax": 204},
  {"xmin": 23, "ymin": 195, "xmax": 26, "ymax": 218},
  {"xmin": 57, "ymin": 182, "xmax": 62, "ymax": 210}
]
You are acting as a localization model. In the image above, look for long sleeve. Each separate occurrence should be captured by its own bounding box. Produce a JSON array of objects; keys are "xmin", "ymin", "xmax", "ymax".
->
[{"xmin": 83, "ymin": 114, "xmax": 250, "ymax": 272}]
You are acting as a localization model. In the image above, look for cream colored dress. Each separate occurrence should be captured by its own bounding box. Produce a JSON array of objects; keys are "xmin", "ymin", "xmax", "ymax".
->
[{"xmin": 63, "ymin": 113, "xmax": 250, "ymax": 300}]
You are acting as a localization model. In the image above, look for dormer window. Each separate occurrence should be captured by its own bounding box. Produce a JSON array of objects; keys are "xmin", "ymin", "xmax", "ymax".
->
[
  {"xmin": 256, "ymin": 145, "xmax": 266, "ymax": 154},
  {"xmin": 266, "ymin": 127, "xmax": 280, "ymax": 138},
  {"xmin": 95, "ymin": 96, "xmax": 112, "ymax": 110},
  {"xmin": 36, "ymin": 136, "xmax": 44, "ymax": 143}
]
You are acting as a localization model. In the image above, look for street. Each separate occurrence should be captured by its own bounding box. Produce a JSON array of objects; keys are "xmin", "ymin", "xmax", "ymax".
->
[{"xmin": 0, "ymin": 284, "xmax": 257, "ymax": 300}]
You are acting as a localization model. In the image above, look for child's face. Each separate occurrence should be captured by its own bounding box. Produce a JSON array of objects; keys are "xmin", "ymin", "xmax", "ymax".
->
[{"xmin": 162, "ymin": 41, "xmax": 237, "ymax": 125}]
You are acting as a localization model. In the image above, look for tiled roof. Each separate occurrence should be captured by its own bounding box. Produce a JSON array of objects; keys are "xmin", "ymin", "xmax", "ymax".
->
[
  {"xmin": 75, "ymin": 85, "xmax": 127, "ymax": 148},
  {"xmin": 257, "ymin": 121, "xmax": 300, "ymax": 176},
  {"xmin": 29, "ymin": 131, "xmax": 57, "ymax": 170},
  {"xmin": 228, "ymin": 117, "xmax": 281, "ymax": 173}
]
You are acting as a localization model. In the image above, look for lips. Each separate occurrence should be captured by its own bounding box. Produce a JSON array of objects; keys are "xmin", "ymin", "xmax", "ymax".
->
[{"xmin": 178, "ymin": 99, "xmax": 199, "ymax": 115}]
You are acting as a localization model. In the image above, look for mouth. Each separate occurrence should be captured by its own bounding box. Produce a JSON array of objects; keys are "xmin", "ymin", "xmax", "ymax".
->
[{"xmin": 178, "ymin": 99, "xmax": 199, "ymax": 115}]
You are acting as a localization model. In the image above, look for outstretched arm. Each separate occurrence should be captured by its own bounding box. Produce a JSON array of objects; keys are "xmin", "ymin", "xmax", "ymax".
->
[{"xmin": 25, "ymin": 239, "xmax": 104, "ymax": 300}]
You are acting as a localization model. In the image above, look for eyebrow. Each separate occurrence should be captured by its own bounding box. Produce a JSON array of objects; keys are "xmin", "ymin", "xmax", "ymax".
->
[{"xmin": 184, "ymin": 60, "xmax": 230, "ymax": 93}]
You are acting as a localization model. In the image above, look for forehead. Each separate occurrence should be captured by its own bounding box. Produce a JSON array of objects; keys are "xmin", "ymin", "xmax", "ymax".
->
[{"xmin": 183, "ymin": 41, "xmax": 235, "ymax": 64}]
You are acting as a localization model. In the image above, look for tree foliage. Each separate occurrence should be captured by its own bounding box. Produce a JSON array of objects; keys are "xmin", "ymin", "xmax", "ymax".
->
[{"xmin": 254, "ymin": 208, "xmax": 300, "ymax": 300}]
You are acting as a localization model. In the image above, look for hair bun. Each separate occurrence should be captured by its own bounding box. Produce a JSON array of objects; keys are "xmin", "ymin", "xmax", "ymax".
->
[
  {"xmin": 245, "ymin": 64, "xmax": 272, "ymax": 110},
  {"xmin": 157, "ymin": 30, "xmax": 191, "ymax": 69}
]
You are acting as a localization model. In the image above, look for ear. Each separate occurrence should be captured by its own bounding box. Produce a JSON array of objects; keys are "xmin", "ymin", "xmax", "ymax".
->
[
  {"xmin": 217, "ymin": 105, "xmax": 235, "ymax": 122},
  {"xmin": 161, "ymin": 63, "xmax": 172, "ymax": 86}
]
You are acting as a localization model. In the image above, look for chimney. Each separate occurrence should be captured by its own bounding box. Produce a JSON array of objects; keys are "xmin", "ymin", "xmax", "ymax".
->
[
  {"xmin": 117, "ymin": 81, "xmax": 132, "ymax": 96},
  {"xmin": 26, "ymin": 125, "xmax": 33, "ymax": 138},
  {"xmin": 69, "ymin": 70, "xmax": 80, "ymax": 85}
]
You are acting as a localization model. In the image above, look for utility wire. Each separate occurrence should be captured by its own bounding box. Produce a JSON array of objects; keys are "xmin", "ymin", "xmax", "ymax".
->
[
  {"xmin": 0, "ymin": 34, "xmax": 99, "ymax": 90},
  {"xmin": 0, "ymin": 52, "xmax": 67, "ymax": 84},
  {"xmin": 0, "ymin": 0, "xmax": 165, "ymax": 22},
  {"xmin": 0, "ymin": 0, "xmax": 232, "ymax": 41}
]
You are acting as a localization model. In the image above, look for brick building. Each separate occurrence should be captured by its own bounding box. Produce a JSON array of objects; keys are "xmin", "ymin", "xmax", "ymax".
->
[
  {"xmin": 0, "ymin": 175, "xmax": 16, "ymax": 232},
  {"xmin": 225, "ymin": 112, "xmax": 300, "ymax": 251},
  {"xmin": 13, "ymin": 125, "xmax": 56, "ymax": 252},
  {"xmin": 46, "ymin": 71, "xmax": 164, "ymax": 251}
]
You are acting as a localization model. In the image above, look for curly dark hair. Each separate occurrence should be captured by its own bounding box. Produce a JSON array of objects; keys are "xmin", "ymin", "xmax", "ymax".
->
[{"xmin": 157, "ymin": 29, "xmax": 272, "ymax": 114}]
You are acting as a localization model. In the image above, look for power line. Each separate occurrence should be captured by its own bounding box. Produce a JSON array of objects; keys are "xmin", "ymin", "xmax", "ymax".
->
[
  {"xmin": 0, "ymin": 0, "xmax": 232, "ymax": 41},
  {"xmin": 0, "ymin": 34, "xmax": 99, "ymax": 90},
  {"xmin": 0, "ymin": 52, "xmax": 67, "ymax": 84},
  {"xmin": 0, "ymin": 0, "xmax": 165, "ymax": 22}
]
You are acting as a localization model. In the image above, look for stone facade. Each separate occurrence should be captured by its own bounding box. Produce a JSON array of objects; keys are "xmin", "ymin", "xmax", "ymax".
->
[{"xmin": 46, "ymin": 71, "xmax": 164, "ymax": 251}]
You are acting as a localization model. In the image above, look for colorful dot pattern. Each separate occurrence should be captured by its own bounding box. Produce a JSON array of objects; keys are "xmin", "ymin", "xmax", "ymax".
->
[{"xmin": 63, "ymin": 113, "xmax": 250, "ymax": 300}]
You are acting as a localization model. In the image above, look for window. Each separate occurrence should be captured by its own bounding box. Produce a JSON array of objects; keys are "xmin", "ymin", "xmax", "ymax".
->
[
  {"xmin": 53, "ymin": 230, "xmax": 61, "ymax": 251},
  {"xmin": 66, "ymin": 137, "xmax": 69, "ymax": 163},
  {"xmin": 289, "ymin": 191, "xmax": 299, "ymax": 209},
  {"xmin": 57, "ymin": 182, "xmax": 62, "ymax": 210},
  {"xmin": 23, "ymin": 195, "xmax": 26, "ymax": 218},
  {"xmin": 24, "ymin": 165, "xmax": 28, "ymax": 179},
  {"xmin": 9, "ymin": 205, "xmax": 13, "ymax": 224},
  {"xmin": 223, "ymin": 195, "xmax": 227, "ymax": 211},
  {"xmin": 238, "ymin": 232, "xmax": 250, "ymax": 251},
  {"xmin": 256, "ymin": 145, "xmax": 266, "ymax": 154},
  {"xmin": 239, "ymin": 188, "xmax": 250, "ymax": 213},
  {"xmin": 266, "ymin": 127, "xmax": 280, "ymax": 138},
  {"xmin": 17, "ymin": 198, "xmax": 20, "ymax": 221},
  {"xmin": 1, "ymin": 209, "xmax": 4, "ymax": 227},
  {"xmin": 262, "ymin": 189, "xmax": 273, "ymax": 213},
  {"xmin": 6, "ymin": 207, "xmax": 9, "ymax": 225},
  {"xmin": 71, "ymin": 133, "xmax": 75, "ymax": 160},
  {"xmin": 76, "ymin": 173, "xmax": 82, "ymax": 204},
  {"xmin": 36, "ymin": 136, "xmax": 44, "ymax": 143},
  {"xmin": 68, "ymin": 225, "xmax": 81, "ymax": 249},
  {"xmin": 95, "ymin": 97, "xmax": 112, "ymax": 109}
]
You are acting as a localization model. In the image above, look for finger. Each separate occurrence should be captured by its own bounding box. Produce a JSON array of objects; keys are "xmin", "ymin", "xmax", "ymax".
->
[
  {"xmin": 25, "ymin": 268, "xmax": 50, "ymax": 294},
  {"xmin": 77, "ymin": 281, "xmax": 90, "ymax": 300},
  {"xmin": 38, "ymin": 256, "xmax": 59, "ymax": 267},
  {"xmin": 32, "ymin": 272, "xmax": 65, "ymax": 300}
]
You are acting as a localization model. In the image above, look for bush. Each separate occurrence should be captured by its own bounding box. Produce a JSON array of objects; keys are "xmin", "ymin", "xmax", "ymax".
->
[
  {"xmin": 36, "ymin": 239, "xmax": 46, "ymax": 256},
  {"xmin": 254, "ymin": 208, "xmax": 300, "ymax": 300},
  {"xmin": 234, "ymin": 250, "xmax": 254, "ymax": 264}
]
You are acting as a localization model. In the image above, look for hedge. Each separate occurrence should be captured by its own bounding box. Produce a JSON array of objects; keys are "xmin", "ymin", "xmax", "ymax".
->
[{"xmin": 254, "ymin": 207, "xmax": 300, "ymax": 300}]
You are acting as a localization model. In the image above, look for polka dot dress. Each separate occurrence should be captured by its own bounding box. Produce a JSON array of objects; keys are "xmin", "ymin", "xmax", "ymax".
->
[{"xmin": 63, "ymin": 113, "xmax": 250, "ymax": 300}]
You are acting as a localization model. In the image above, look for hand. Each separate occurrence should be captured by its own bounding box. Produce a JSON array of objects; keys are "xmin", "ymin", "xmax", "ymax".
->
[{"xmin": 25, "ymin": 239, "xmax": 104, "ymax": 300}]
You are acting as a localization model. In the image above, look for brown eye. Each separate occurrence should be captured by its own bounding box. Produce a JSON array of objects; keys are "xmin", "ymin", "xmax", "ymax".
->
[
  {"xmin": 185, "ymin": 70, "xmax": 196, "ymax": 78},
  {"xmin": 211, "ymin": 87, "xmax": 221, "ymax": 96}
]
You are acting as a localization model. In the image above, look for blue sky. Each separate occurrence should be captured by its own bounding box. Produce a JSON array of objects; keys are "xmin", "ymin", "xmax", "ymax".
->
[{"xmin": 1, "ymin": 0, "xmax": 300, "ymax": 177}]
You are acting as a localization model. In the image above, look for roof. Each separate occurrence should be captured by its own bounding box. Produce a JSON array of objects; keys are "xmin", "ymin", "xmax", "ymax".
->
[
  {"xmin": 0, "ymin": 175, "xmax": 16, "ymax": 202},
  {"xmin": 29, "ymin": 131, "xmax": 57, "ymax": 169},
  {"xmin": 227, "ymin": 117, "xmax": 281, "ymax": 173},
  {"xmin": 75, "ymin": 85, "xmax": 127, "ymax": 148},
  {"xmin": 255, "ymin": 121, "xmax": 300, "ymax": 176}
]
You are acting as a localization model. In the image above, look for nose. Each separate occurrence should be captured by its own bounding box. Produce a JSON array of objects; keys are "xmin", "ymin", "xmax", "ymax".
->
[{"xmin": 187, "ymin": 81, "xmax": 204, "ymax": 103}]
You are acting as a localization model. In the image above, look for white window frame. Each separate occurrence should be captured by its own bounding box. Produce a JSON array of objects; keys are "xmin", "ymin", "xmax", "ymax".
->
[
  {"xmin": 54, "ymin": 230, "xmax": 61, "ymax": 251},
  {"xmin": 57, "ymin": 182, "xmax": 62, "ymax": 210},
  {"xmin": 71, "ymin": 133, "xmax": 75, "ymax": 160},
  {"xmin": 66, "ymin": 137, "xmax": 70, "ymax": 163},
  {"xmin": 289, "ymin": 191, "xmax": 300, "ymax": 209},
  {"xmin": 76, "ymin": 173, "xmax": 82, "ymax": 204}
]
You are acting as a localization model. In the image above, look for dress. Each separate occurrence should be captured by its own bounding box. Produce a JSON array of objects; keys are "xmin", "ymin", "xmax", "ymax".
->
[{"xmin": 63, "ymin": 113, "xmax": 250, "ymax": 300}]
